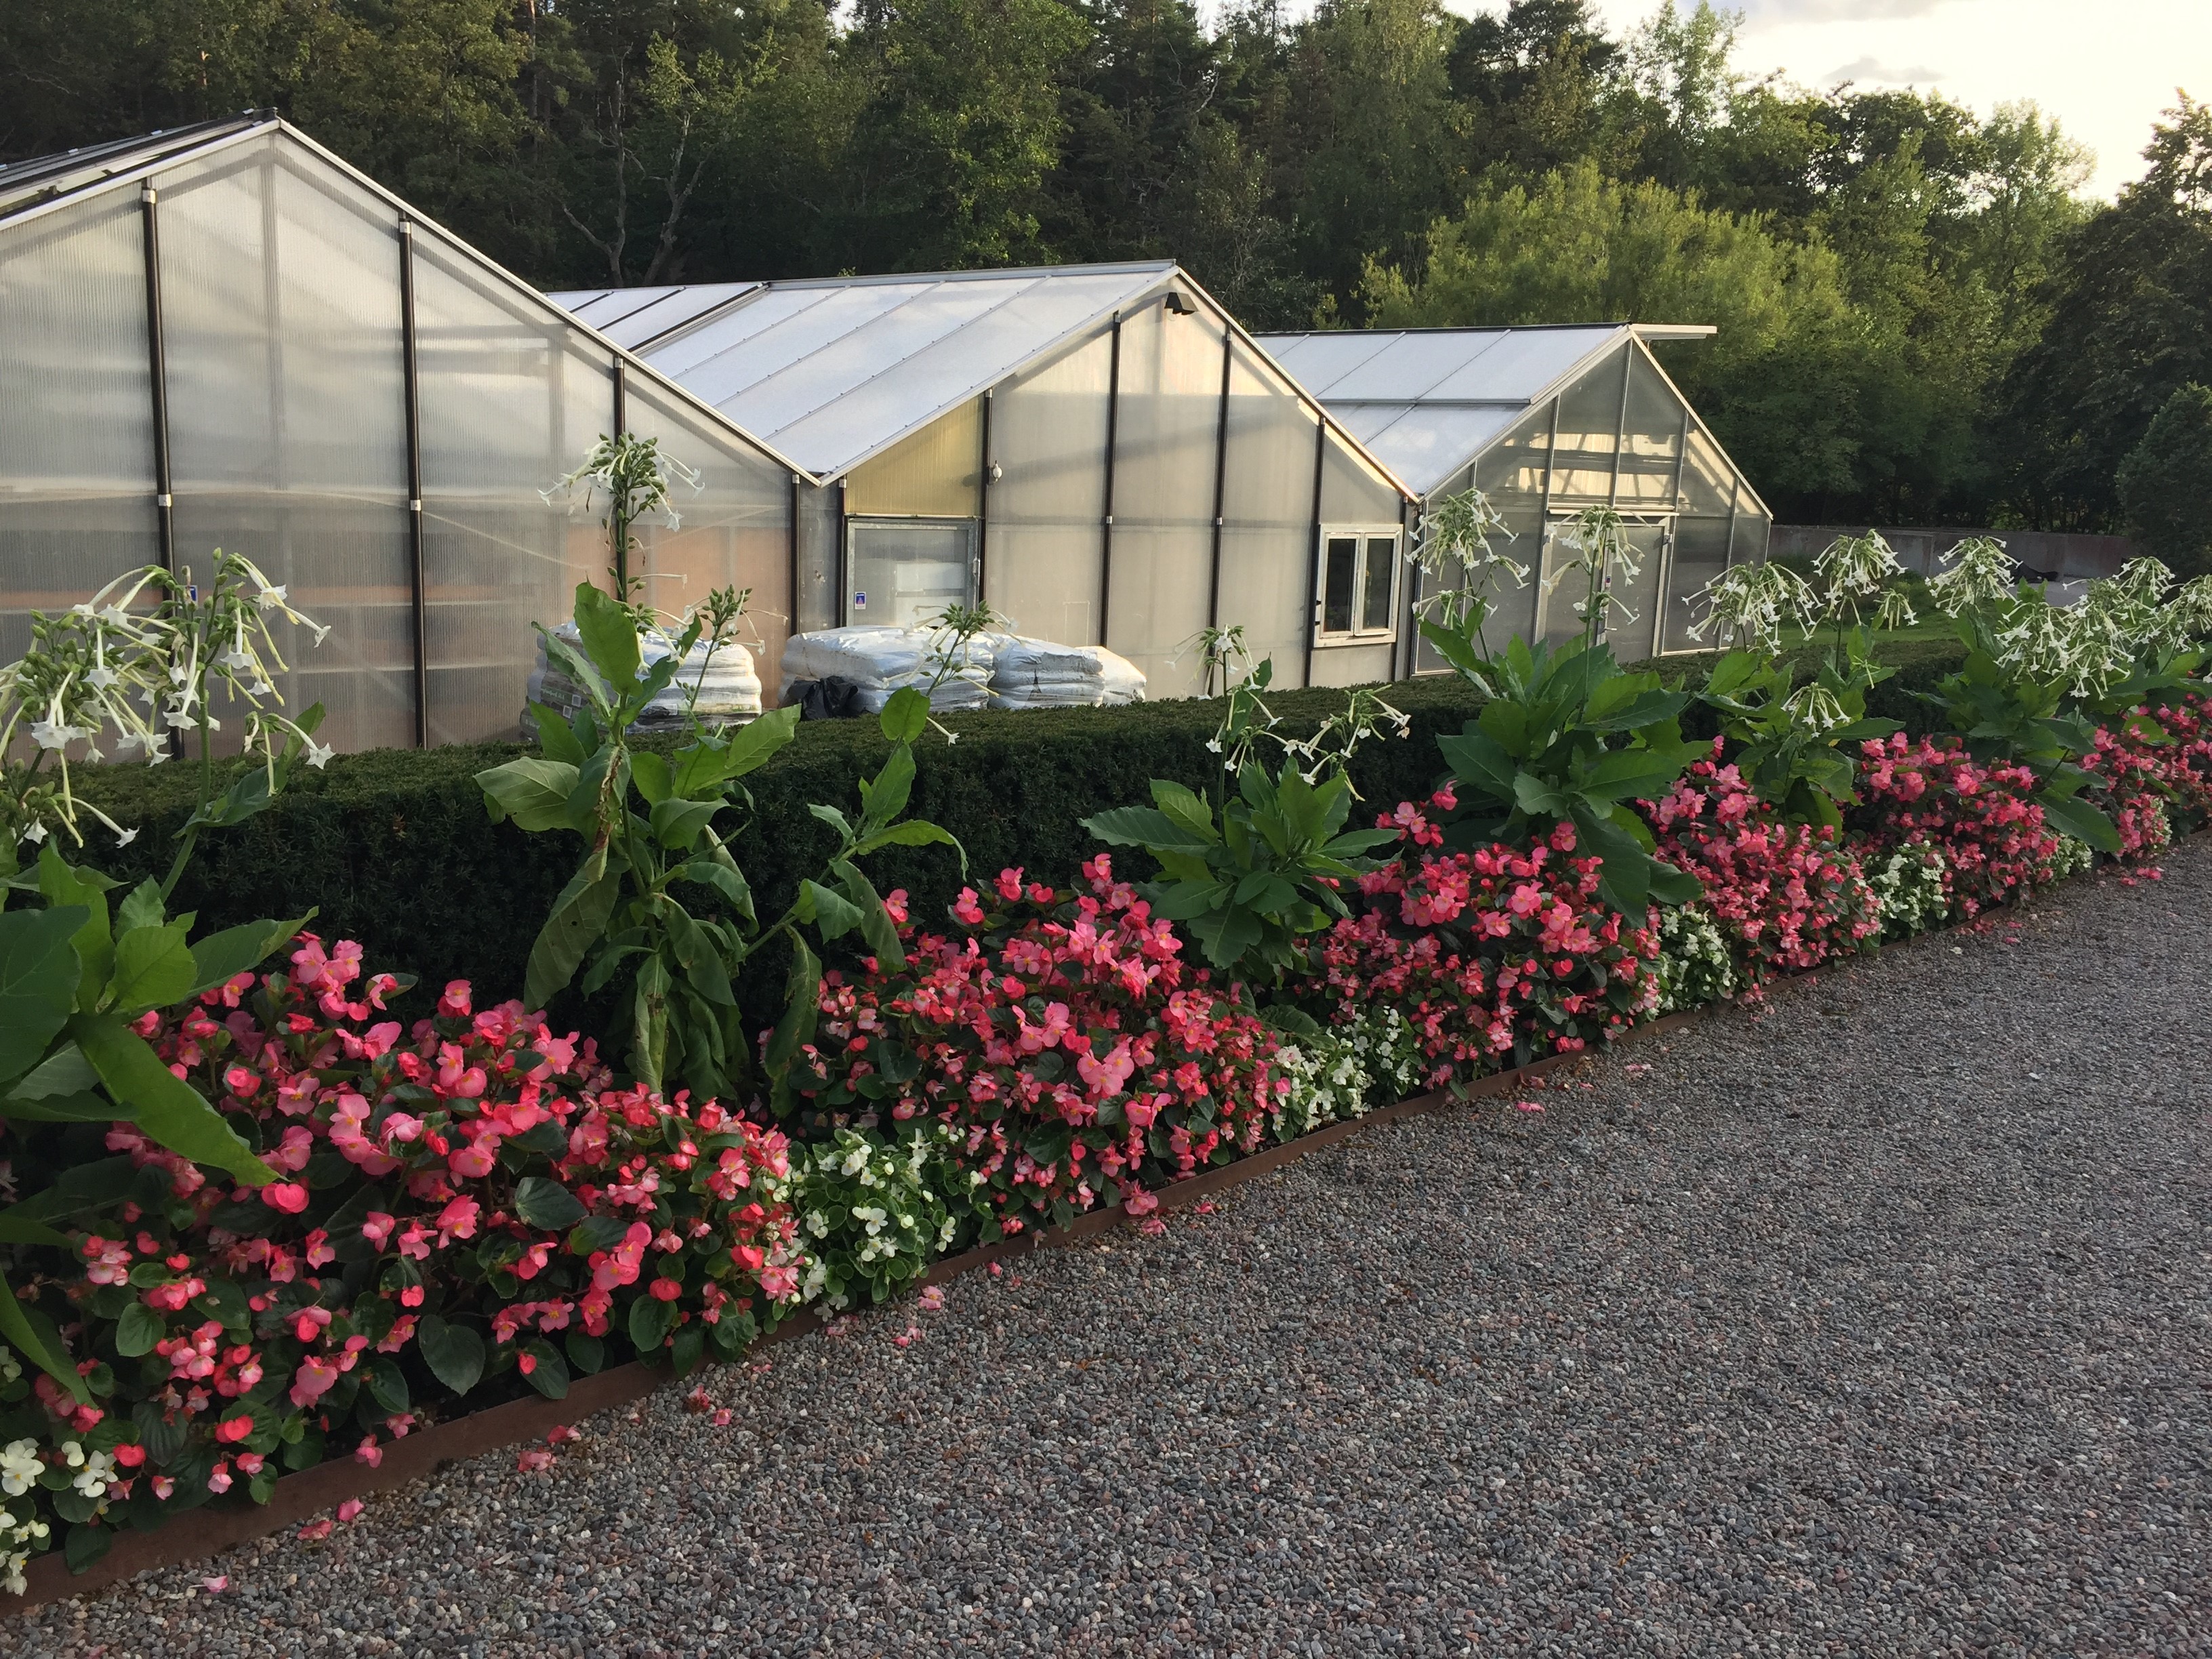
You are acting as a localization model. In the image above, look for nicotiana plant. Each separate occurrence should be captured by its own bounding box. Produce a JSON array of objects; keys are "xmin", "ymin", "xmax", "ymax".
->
[
  {"xmin": 477, "ymin": 581, "xmax": 962, "ymax": 1107},
  {"xmin": 546, "ymin": 432, "xmax": 703, "ymax": 624}
]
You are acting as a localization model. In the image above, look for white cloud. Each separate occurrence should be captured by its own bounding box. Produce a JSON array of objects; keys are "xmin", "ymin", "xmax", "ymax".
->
[{"xmin": 1824, "ymin": 54, "xmax": 1946, "ymax": 86}]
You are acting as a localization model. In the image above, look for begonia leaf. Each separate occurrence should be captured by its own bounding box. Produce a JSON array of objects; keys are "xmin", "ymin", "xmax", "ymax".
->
[
  {"xmin": 416, "ymin": 1314, "xmax": 486, "ymax": 1397},
  {"xmin": 514, "ymin": 1175, "xmax": 588, "ymax": 1231}
]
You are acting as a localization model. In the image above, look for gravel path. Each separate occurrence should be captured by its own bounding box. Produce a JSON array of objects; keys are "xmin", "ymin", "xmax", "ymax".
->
[{"xmin": 10, "ymin": 843, "xmax": 2211, "ymax": 1658}]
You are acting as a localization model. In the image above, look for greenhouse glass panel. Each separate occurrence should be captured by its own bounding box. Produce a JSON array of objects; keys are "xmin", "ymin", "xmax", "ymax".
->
[
  {"xmin": 1478, "ymin": 401, "xmax": 1553, "ymax": 502},
  {"xmin": 1548, "ymin": 344, "xmax": 1626, "ymax": 501},
  {"xmin": 1679, "ymin": 426, "xmax": 1735, "ymax": 518},
  {"xmin": 0, "ymin": 186, "xmax": 157, "ymax": 663},
  {"xmin": 159, "ymin": 137, "xmax": 415, "ymax": 752},
  {"xmin": 623, "ymin": 377, "xmax": 794, "ymax": 697},
  {"xmin": 1606, "ymin": 522, "xmax": 1667, "ymax": 661},
  {"xmin": 1730, "ymin": 499, "xmax": 1771, "ymax": 565},
  {"xmin": 985, "ymin": 331, "xmax": 1109, "ymax": 647},
  {"xmin": 1662, "ymin": 517, "xmax": 1733, "ymax": 652},
  {"xmin": 1616, "ymin": 350, "xmax": 1685, "ymax": 508},
  {"xmin": 1216, "ymin": 342, "xmax": 1319, "ymax": 677},
  {"xmin": 1105, "ymin": 302, "xmax": 1219, "ymax": 697},
  {"xmin": 1317, "ymin": 430, "xmax": 1401, "ymax": 527},
  {"xmin": 793, "ymin": 482, "xmax": 841, "ymax": 634},
  {"xmin": 413, "ymin": 234, "xmax": 611, "ymax": 744}
]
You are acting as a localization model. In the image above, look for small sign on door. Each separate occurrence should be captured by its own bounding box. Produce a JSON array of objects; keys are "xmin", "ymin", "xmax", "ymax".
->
[{"xmin": 853, "ymin": 591, "xmax": 867, "ymax": 611}]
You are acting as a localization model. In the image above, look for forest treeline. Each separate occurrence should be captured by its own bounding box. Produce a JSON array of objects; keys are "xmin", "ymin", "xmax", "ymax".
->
[{"xmin": 3, "ymin": 0, "xmax": 2209, "ymax": 537}]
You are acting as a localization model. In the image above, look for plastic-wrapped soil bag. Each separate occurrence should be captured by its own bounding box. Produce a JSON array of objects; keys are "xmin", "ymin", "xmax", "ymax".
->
[
  {"xmin": 778, "ymin": 625, "xmax": 994, "ymax": 714},
  {"xmin": 523, "ymin": 622, "xmax": 763, "ymax": 739},
  {"xmin": 984, "ymin": 634, "xmax": 1147, "ymax": 710}
]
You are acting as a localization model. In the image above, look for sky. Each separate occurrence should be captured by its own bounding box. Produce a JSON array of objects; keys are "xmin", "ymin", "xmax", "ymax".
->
[{"xmin": 1578, "ymin": 0, "xmax": 2209, "ymax": 199}]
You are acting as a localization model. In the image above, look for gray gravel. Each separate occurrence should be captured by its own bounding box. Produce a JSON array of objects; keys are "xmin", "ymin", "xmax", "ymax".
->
[{"xmin": 9, "ymin": 842, "xmax": 2211, "ymax": 1658}]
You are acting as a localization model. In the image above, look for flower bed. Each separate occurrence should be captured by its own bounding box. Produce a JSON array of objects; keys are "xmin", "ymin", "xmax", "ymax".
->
[{"xmin": 1, "ymin": 689, "xmax": 2199, "ymax": 1595}]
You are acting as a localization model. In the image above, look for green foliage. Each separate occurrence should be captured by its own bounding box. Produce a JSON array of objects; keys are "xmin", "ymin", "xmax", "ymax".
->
[
  {"xmin": 1698, "ymin": 649, "xmax": 1897, "ymax": 828},
  {"xmin": 789, "ymin": 1128, "xmax": 954, "ymax": 1309},
  {"xmin": 2118, "ymin": 383, "xmax": 2212, "ymax": 577},
  {"xmin": 0, "ymin": 847, "xmax": 296, "ymax": 1397},
  {"xmin": 1084, "ymin": 766, "xmax": 1397, "ymax": 979},
  {"xmin": 1433, "ymin": 636, "xmax": 1702, "ymax": 912},
  {"xmin": 476, "ymin": 583, "xmax": 958, "ymax": 1107}
]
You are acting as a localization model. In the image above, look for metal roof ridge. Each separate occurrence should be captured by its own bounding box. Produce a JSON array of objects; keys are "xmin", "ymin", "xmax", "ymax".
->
[{"xmin": 0, "ymin": 112, "xmax": 274, "ymax": 222}]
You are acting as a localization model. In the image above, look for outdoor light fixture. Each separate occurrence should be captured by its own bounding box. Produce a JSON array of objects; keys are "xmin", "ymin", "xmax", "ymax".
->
[{"xmin": 1164, "ymin": 291, "xmax": 1196, "ymax": 315}]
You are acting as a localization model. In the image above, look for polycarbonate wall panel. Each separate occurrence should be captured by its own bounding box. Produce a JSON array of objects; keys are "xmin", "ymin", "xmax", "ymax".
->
[
  {"xmin": 1662, "ymin": 517, "xmax": 1734, "ymax": 653},
  {"xmin": 1617, "ymin": 350, "xmax": 1686, "ymax": 508},
  {"xmin": 1216, "ymin": 342, "xmax": 1319, "ymax": 681},
  {"xmin": 159, "ymin": 136, "xmax": 415, "ymax": 752},
  {"xmin": 1104, "ymin": 303, "xmax": 1221, "ymax": 698},
  {"xmin": 985, "ymin": 331, "xmax": 1109, "ymax": 646},
  {"xmin": 844, "ymin": 398, "xmax": 981, "ymax": 518},
  {"xmin": 1605, "ymin": 523, "xmax": 1668, "ymax": 661},
  {"xmin": 624, "ymin": 379, "xmax": 793, "ymax": 698},
  {"xmin": 1549, "ymin": 344, "xmax": 1626, "ymax": 502},
  {"xmin": 1310, "ymin": 640, "xmax": 1394, "ymax": 687},
  {"xmin": 794, "ymin": 482, "xmax": 841, "ymax": 635},
  {"xmin": 1317, "ymin": 430, "xmax": 1403, "ymax": 527},
  {"xmin": 1730, "ymin": 503, "xmax": 1771, "ymax": 566},
  {"xmin": 414, "ymin": 233, "xmax": 611, "ymax": 744},
  {"xmin": 1467, "ymin": 438, "xmax": 1547, "ymax": 659},
  {"xmin": 0, "ymin": 188, "xmax": 159, "ymax": 663}
]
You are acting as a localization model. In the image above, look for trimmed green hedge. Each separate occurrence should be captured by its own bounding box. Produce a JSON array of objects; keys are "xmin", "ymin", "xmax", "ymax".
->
[
  {"xmin": 69, "ymin": 636, "xmax": 1969, "ymax": 1037},
  {"xmin": 73, "ymin": 680, "xmax": 1485, "ymax": 1033}
]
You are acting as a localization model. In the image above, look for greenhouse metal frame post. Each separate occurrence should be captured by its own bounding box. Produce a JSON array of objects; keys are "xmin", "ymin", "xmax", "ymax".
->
[
  {"xmin": 1302, "ymin": 415, "xmax": 1325, "ymax": 688},
  {"xmin": 1206, "ymin": 327, "xmax": 1232, "ymax": 630},
  {"xmin": 1098, "ymin": 310, "xmax": 1123, "ymax": 649},
  {"xmin": 976, "ymin": 388, "xmax": 994, "ymax": 602},
  {"xmin": 138, "ymin": 182, "xmax": 176, "ymax": 576},
  {"xmin": 398, "ymin": 218, "xmax": 429, "ymax": 747}
]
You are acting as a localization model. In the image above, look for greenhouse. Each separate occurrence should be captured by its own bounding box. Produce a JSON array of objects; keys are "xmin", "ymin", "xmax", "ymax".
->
[
  {"xmin": 553, "ymin": 267, "xmax": 1416, "ymax": 698},
  {"xmin": 0, "ymin": 115, "xmax": 806, "ymax": 752},
  {"xmin": 1259, "ymin": 325, "xmax": 1769, "ymax": 661}
]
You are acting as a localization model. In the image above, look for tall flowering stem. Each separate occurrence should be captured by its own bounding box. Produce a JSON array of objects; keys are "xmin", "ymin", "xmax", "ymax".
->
[{"xmin": 0, "ymin": 552, "xmax": 329, "ymax": 887}]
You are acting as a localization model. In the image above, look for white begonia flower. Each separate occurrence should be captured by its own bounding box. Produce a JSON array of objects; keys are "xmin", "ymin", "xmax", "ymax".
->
[
  {"xmin": 840, "ymin": 1146, "xmax": 869, "ymax": 1177},
  {"xmin": 855, "ymin": 1206, "xmax": 886, "ymax": 1235},
  {"xmin": 0, "ymin": 1345, "xmax": 17, "ymax": 1385},
  {"xmin": 0, "ymin": 1440, "xmax": 41, "ymax": 1496},
  {"xmin": 60, "ymin": 1442, "xmax": 84, "ymax": 1469},
  {"xmin": 71, "ymin": 1450, "xmax": 117, "ymax": 1499}
]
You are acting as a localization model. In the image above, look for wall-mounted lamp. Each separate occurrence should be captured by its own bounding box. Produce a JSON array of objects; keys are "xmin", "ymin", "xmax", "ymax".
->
[
  {"xmin": 989, "ymin": 462, "xmax": 1004, "ymax": 482},
  {"xmin": 1163, "ymin": 291, "xmax": 1197, "ymax": 316}
]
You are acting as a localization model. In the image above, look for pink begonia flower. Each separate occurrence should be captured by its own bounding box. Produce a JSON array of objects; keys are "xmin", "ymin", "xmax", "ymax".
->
[
  {"xmin": 380, "ymin": 1111, "xmax": 425, "ymax": 1145},
  {"xmin": 447, "ymin": 1137, "xmax": 498, "ymax": 1180},
  {"xmin": 516, "ymin": 1447, "xmax": 555, "ymax": 1473},
  {"xmin": 298, "ymin": 1518, "xmax": 333, "ymax": 1542},
  {"xmin": 266, "ymin": 1124, "xmax": 316, "ymax": 1173},
  {"xmin": 290, "ymin": 1356, "xmax": 342, "ymax": 1408},
  {"xmin": 758, "ymin": 1262, "xmax": 800, "ymax": 1300},
  {"xmin": 304, "ymin": 1229, "xmax": 336, "ymax": 1269},
  {"xmin": 337, "ymin": 1499, "xmax": 365, "ymax": 1523},
  {"xmin": 435, "ymin": 1196, "xmax": 481, "ymax": 1246},
  {"xmin": 292, "ymin": 1307, "xmax": 333, "ymax": 1343},
  {"xmin": 1123, "ymin": 1188, "xmax": 1160, "ymax": 1216},
  {"xmin": 259, "ymin": 1181, "xmax": 310, "ymax": 1214},
  {"xmin": 202, "ymin": 1576, "xmax": 230, "ymax": 1595},
  {"xmin": 360, "ymin": 1211, "xmax": 397, "ymax": 1250},
  {"xmin": 438, "ymin": 980, "xmax": 472, "ymax": 1018}
]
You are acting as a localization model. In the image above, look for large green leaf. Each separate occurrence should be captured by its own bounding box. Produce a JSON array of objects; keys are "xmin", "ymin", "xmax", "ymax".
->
[
  {"xmin": 68, "ymin": 1012, "xmax": 275, "ymax": 1185},
  {"xmin": 859, "ymin": 744, "xmax": 916, "ymax": 832},
  {"xmin": 571, "ymin": 581, "xmax": 642, "ymax": 693},
  {"xmin": 1148, "ymin": 779, "xmax": 1221, "ymax": 844},
  {"xmin": 525, "ymin": 862, "xmax": 624, "ymax": 1009},
  {"xmin": 675, "ymin": 856, "xmax": 755, "ymax": 923},
  {"xmin": 657, "ymin": 898, "xmax": 735, "ymax": 1006},
  {"xmin": 185, "ymin": 914, "xmax": 310, "ymax": 999},
  {"xmin": 799, "ymin": 879, "xmax": 867, "ymax": 941},
  {"xmin": 2039, "ymin": 791, "xmax": 2121, "ymax": 854},
  {"xmin": 877, "ymin": 685, "xmax": 930, "ymax": 744},
  {"xmin": 0, "ymin": 905, "xmax": 87, "ymax": 1086},
  {"xmin": 850, "ymin": 819, "xmax": 963, "ymax": 872},
  {"xmin": 832, "ymin": 861, "xmax": 907, "ymax": 972},
  {"xmin": 762, "ymin": 936, "xmax": 823, "ymax": 1078},
  {"xmin": 476, "ymin": 756, "xmax": 586, "ymax": 833},
  {"xmin": 0, "ymin": 1275, "xmax": 84, "ymax": 1399},
  {"xmin": 1437, "ymin": 728, "xmax": 1518, "ymax": 802},
  {"xmin": 104, "ymin": 921, "xmax": 197, "ymax": 1017},
  {"xmin": 674, "ymin": 705, "xmax": 799, "ymax": 796}
]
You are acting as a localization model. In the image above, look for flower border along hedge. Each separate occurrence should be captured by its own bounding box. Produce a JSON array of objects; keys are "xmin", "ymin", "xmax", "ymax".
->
[
  {"xmin": 66, "ymin": 643, "xmax": 1971, "ymax": 1045},
  {"xmin": 3, "ymin": 697, "xmax": 2202, "ymax": 1603}
]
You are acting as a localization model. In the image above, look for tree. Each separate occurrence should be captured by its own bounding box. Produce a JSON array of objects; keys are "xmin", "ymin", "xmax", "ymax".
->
[
  {"xmin": 2118, "ymin": 383, "xmax": 2212, "ymax": 576},
  {"xmin": 1359, "ymin": 160, "xmax": 1866, "ymax": 511},
  {"xmin": 1996, "ymin": 96, "xmax": 2212, "ymax": 528}
]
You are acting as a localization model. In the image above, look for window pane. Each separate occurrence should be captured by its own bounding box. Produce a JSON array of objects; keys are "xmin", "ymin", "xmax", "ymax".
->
[
  {"xmin": 1361, "ymin": 535, "xmax": 1395, "ymax": 632},
  {"xmin": 1322, "ymin": 536, "xmax": 1357, "ymax": 633},
  {"xmin": 848, "ymin": 518, "xmax": 973, "ymax": 628}
]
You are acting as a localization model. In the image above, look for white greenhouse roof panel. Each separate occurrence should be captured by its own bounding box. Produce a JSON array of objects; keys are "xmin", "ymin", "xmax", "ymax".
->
[
  {"xmin": 1261, "ymin": 325, "xmax": 1632, "ymax": 496},
  {"xmin": 549, "ymin": 263, "xmax": 1184, "ymax": 480}
]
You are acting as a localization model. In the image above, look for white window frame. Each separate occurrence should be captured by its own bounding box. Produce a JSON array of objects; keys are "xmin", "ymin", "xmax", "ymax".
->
[
  {"xmin": 1313, "ymin": 524, "xmax": 1403, "ymax": 645},
  {"xmin": 842, "ymin": 514, "xmax": 980, "ymax": 627}
]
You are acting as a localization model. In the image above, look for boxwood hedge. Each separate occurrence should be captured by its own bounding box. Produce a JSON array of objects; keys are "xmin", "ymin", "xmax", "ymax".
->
[{"xmin": 68, "ymin": 638, "xmax": 1967, "ymax": 1040}]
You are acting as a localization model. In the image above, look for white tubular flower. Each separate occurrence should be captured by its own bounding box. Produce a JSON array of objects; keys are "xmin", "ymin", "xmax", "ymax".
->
[
  {"xmin": 1814, "ymin": 531, "xmax": 1901, "ymax": 601},
  {"xmin": 1780, "ymin": 682, "xmax": 1850, "ymax": 733},
  {"xmin": 28, "ymin": 718, "xmax": 72, "ymax": 751},
  {"xmin": 253, "ymin": 582, "xmax": 289, "ymax": 611},
  {"xmin": 306, "ymin": 739, "xmax": 335, "ymax": 769},
  {"xmin": 1875, "ymin": 588, "xmax": 1917, "ymax": 631},
  {"xmin": 1929, "ymin": 537, "xmax": 2016, "ymax": 615}
]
